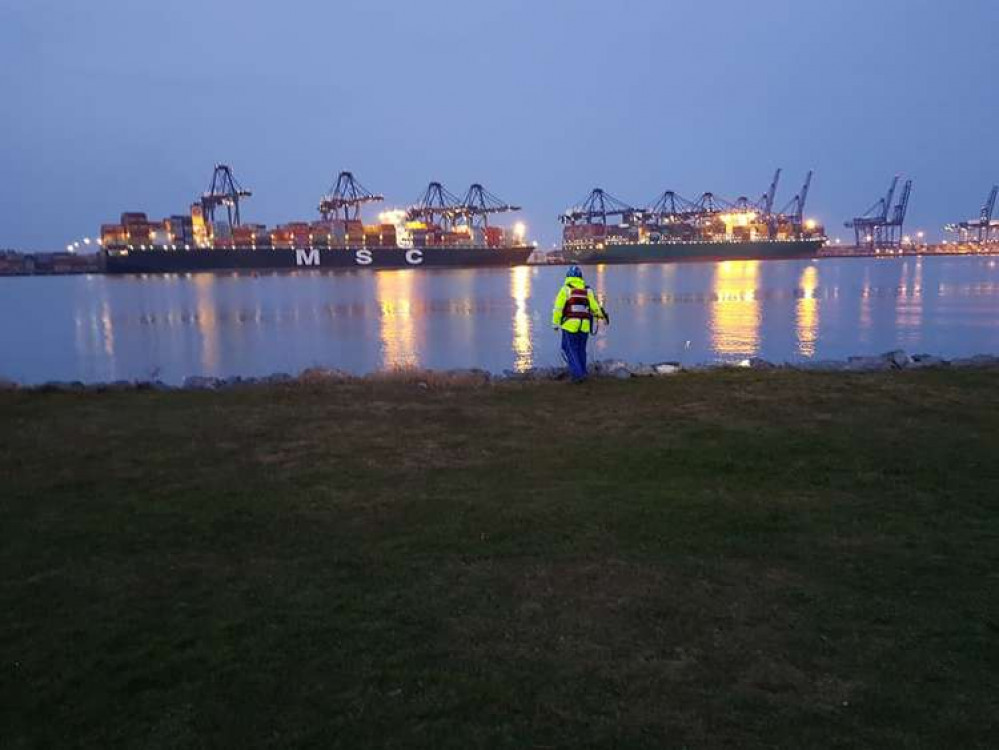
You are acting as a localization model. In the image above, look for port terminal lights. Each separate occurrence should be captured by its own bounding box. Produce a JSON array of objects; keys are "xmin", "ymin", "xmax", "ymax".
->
[{"xmin": 65, "ymin": 237, "xmax": 95, "ymax": 253}]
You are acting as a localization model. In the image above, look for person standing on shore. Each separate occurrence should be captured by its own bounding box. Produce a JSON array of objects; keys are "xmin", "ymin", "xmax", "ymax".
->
[{"xmin": 551, "ymin": 265, "xmax": 608, "ymax": 383}]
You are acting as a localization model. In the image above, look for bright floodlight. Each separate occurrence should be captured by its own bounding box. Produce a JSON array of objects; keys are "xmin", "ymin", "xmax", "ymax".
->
[{"xmin": 513, "ymin": 221, "xmax": 526, "ymax": 240}]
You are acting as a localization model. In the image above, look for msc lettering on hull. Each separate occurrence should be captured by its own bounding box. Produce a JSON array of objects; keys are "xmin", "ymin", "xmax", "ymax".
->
[
  {"xmin": 294, "ymin": 249, "xmax": 426, "ymax": 267},
  {"xmin": 295, "ymin": 249, "xmax": 320, "ymax": 267}
]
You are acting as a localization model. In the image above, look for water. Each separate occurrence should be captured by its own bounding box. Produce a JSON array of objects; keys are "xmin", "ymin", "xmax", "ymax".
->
[{"xmin": 2, "ymin": 256, "xmax": 999, "ymax": 384}]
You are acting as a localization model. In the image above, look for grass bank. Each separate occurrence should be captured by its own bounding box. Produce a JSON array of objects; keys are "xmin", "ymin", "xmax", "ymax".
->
[{"xmin": 2, "ymin": 371, "xmax": 998, "ymax": 749}]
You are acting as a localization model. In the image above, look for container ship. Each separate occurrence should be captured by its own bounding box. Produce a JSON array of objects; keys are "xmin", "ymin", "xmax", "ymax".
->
[
  {"xmin": 100, "ymin": 165, "xmax": 533, "ymax": 274},
  {"xmin": 560, "ymin": 170, "xmax": 826, "ymax": 264}
]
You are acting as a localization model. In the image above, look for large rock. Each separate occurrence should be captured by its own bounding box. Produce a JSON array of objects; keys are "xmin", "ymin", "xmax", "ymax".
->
[
  {"xmin": 745, "ymin": 357, "xmax": 777, "ymax": 370},
  {"xmin": 629, "ymin": 364, "xmax": 658, "ymax": 377},
  {"xmin": 591, "ymin": 359, "xmax": 629, "ymax": 375},
  {"xmin": 909, "ymin": 354, "xmax": 949, "ymax": 369},
  {"xmin": 35, "ymin": 381, "xmax": 86, "ymax": 393},
  {"xmin": 651, "ymin": 362, "xmax": 682, "ymax": 376},
  {"xmin": 297, "ymin": 367, "xmax": 352, "ymax": 384},
  {"xmin": 790, "ymin": 360, "xmax": 849, "ymax": 371},
  {"xmin": 882, "ymin": 350, "xmax": 912, "ymax": 369},
  {"xmin": 442, "ymin": 368, "xmax": 492, "ymax": 384},
  {"xmin": 133, "ymin": 380, "xmax": 173, "ymax": 392},
  {"xmin": 182, "ymin": 375, "xmax": 221, "ymax": 390},
  {"xmin": 950, "ymin": 354, "xmax": 999, "ymax": 368},
  {"xmin": 846, "ymin": 356, "xmax": 893, "ymax": 372}
]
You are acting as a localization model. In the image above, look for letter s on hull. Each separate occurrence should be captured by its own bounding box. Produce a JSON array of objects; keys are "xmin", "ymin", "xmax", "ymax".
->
[
  {"xmin": 296, "ymin": 248, "xmax": 320, "ymax": 267},
  {"xmin": 406, "ymin": 249, "xmax": 424, "ymax": 265},
  {"xmin": 355, "ymin": 249, "xmax": 373, "ymax": 265}
]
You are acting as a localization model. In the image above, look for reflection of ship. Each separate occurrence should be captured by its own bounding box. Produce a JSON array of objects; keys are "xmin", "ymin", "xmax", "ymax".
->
[
  {"xmin": 561, "ymin": 170, "xmax": 826, "ymax": 264},
  {"xmin": 101, "ymin": 166, "xmax": 533, "ymax": 274}
]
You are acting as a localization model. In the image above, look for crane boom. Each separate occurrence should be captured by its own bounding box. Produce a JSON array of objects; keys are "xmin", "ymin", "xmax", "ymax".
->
[{"xmin": 761, "ymin": 168, "xmax": 781, "ymax": 215}]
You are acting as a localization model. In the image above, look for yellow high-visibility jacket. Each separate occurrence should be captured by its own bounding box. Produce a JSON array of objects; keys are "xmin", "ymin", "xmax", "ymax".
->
[{"xmin": 552, "ymin": 276, "xmax": 606, "ymax": 333}]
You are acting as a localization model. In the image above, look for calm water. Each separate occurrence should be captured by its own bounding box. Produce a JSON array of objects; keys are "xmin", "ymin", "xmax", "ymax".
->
[{"xmin": 2, "ymin": 256, "xmax": 999, "ymax": 384}]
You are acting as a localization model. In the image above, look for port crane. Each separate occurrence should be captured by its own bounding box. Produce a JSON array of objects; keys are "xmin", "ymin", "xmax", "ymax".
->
[
  {"xmin": 778, "ymin": 171, "xmax": 813, "ymax": 228},
  {"xmin": 456, "ymin": 184, "xmax": 521, "ymax": 228},
  {"xmin": 201, "ymin": 164, "xmax": 251, "ymax": 228},
  {"xmin": 645, "ymin": 190, "xmax": 703, "ymax": 223},
  {"xmin": 846, "ymin": 175, "xmax": 912, "ymax": 248},
  {"xmin": 319, "ymin": 171, "xmax": 384, "ymax": 221},
  {"xmin": 756, "ymin": 169, "xmax": 782, "ymax": 216},
  {"xmin": 407, "ymin": 182, "xmax": 464, "ymax": 229},
  {"xmin": 560, "ymin": 188, "xmax": 637, "ymax": 226},
  {"xmin": 945, "ymin": 186, "xmax": 998, "ymax": 243}
]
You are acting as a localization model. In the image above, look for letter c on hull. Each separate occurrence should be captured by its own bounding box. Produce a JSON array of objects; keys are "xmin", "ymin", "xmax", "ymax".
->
[{"xmin": 405, "ymin": 249, "xmax": 424, "ymax": 265}]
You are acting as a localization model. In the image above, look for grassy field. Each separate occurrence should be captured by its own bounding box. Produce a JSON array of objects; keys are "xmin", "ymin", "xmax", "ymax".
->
[{"xmin": 2, "ymin": 371, "xmax": 998, "ymax": 749}]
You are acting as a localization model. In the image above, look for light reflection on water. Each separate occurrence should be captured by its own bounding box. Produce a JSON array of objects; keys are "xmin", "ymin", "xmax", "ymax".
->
[
  {"xmin": 796, "ymin": 265, "xmax": 819, "ymax": 358},
  {"xmin": 710, "ymin": 260, "xmax": 760, "ymax": 355},
  {"xmin": 4, "ymin": 256, "xmax": 999, "ymax": 384}
]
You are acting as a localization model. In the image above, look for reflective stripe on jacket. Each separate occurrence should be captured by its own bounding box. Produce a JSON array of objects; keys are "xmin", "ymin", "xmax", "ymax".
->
[{"xmin": 552, "ymin": 276, "xmax": 606, "ymax": 334}]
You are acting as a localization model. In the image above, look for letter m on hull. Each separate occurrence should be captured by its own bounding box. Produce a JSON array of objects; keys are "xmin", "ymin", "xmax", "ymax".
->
[{"xmin": 296, "ymin": 249, "xmax": 320, "ymax": 267}]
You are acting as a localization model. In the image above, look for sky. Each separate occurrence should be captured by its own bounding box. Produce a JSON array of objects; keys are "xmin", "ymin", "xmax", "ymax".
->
[{"xmin": 1, "ymin": 0, "xmax": 997, "ymax": 251}]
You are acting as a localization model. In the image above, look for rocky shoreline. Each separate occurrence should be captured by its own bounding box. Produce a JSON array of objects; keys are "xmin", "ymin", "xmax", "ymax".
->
[{"xmin": 2, "ymin": 351, "xmax": 999, "ymax": 394}]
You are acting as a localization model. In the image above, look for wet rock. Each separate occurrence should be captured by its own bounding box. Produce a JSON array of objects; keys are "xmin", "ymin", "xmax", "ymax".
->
[
  {"xmin": 745, "ymin": 357, "xmax": 777, "ymax": 370},
  {"xmin": 950, "ymin": 354, "xmax": 999, "ymax": 368},
  {"xmin": 791, "ymin": 360, "xmax": 849, "ymax": 371},
  {"xmin": 651, "ymin": 362, "xmax": 682, "ymax": 376},
  {"xmin": 591, "ymin": 359, "xmax": 629, "ymax": 375},
  {"xmin": 909, "ymin": 354, "xmax": 949, "ymax": 369},
  {"xmin": 443, "ymin": 368, "xmax": 492, "ymax": 384},
  {"xmin": 610, "ymin": 368, "xmax": 632, "ymax": 379},
  {"xmin": 35, "ymin": 381, "xmax": 86, "ymax": 393},
  {"xmin": 132, "ymin": 380, "xmax": 173, "ymax": 392},
  {"xmin": 846, "ymin": 356, "xmax": 893, "ymax": 372},
  {"xmin": 298, "ymin": 367, "xmax": 352, "ymax": 383},
  {"xmin": 182, "ymin": 375, "xmax": 221, "ymax": 390},
  {"xmin": 629, "ymin": 364, "xmax": 658, "ymax": 377},
  {"xmin": 882, "ymin": 350, "xmax": 912, "ymax": 369}
]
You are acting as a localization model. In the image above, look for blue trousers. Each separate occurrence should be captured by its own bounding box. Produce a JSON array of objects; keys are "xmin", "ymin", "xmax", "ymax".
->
[{"xmin": 561, "ymin": 330, "xmax": 589, "ymax": 381}]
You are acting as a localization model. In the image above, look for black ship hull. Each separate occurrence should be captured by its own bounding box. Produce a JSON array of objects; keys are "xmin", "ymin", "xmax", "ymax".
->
[
  {"xmin": 563, "ymin": 238, "xmax": 826, "ymax": 264},
  {"xmin": 103, "ymin": 245, "xmax": 533, "ymax": 274}
]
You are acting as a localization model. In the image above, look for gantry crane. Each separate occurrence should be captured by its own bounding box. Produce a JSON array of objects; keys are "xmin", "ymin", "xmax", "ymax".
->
[
  {"xmin": 946, "ymin": 186, "xmax": 998, "ymax": 244},
  {"xmin": 559, "ymin": 188, "xmax": 638, "ymax": 226},
  {"xmin": 201, "ymin": 164, "xmax": 251, "ymax": 228},
  {"xmin": 771, "ymin": 170, "xmax": 814, "ymax": 236},
  {"xmin": 846, "ymin": 175, "xmax": 912, "ymax": 248},
  {"xmin": 406, "ymin": 182, "xmax": 464, "ymax": 229},
  {"xmin": 456, "ymin": 184, "xmax": 521, "ymax": 228},
  {"xmin": 319, "ymin": 171, "xmax": 384, "ymax": 221}
]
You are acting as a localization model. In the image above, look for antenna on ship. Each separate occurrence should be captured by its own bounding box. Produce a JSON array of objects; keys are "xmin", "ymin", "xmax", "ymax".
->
[
  {"xmin": 456, "ymin": 184, "xmax": 521, "ymax": 228},
  {"xmin": 319, "ymin": 172, "xmax": 384, "ymax": 221},
  {"xmin": 201, "ymin": 164, "xmax": 251, "ymax": 228},
  {"xmin": 407, "ymin": 182, "xmax": 464, "ymax": 230}
]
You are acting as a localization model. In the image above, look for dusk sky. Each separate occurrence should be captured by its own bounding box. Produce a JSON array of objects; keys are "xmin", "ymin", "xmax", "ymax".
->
[{"xmin": 2, "ymin": 0, "xmax": 997, "ymax": 250}]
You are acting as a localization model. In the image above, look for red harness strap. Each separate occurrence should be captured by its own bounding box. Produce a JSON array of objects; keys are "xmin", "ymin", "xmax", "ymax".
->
[{"xmin": 561, "ymin": 286, "xmax": 593, "ymax": 321}]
